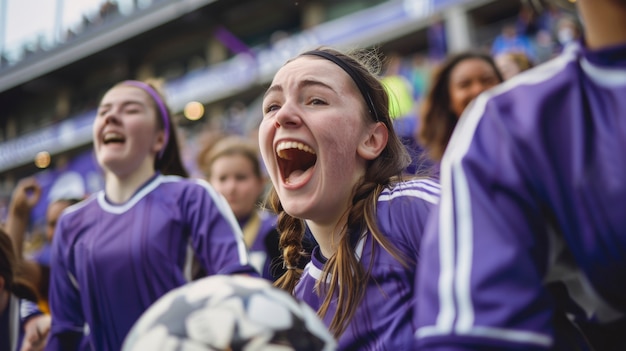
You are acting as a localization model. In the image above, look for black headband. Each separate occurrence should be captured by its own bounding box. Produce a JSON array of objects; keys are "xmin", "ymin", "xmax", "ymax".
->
[{"xmin": 302, "ymin": 50, "xmax": 380, "ymax": 122}]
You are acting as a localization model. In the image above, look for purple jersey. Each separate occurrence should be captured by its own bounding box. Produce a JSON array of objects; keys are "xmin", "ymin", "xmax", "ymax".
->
[
  {"xmin": 416, "ymin": 42, "xmax": 626, "ymax": 350},
  {"xmin": 295, "ymin": 178, "xmax": 439, "ymax": 350},
  {"xmin": 46, "ymin": 174, "xmax": 249, "ymax": 351}
]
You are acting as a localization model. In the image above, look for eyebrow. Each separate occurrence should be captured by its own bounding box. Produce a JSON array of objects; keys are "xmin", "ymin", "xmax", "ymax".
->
[{"xmin": 263, "ymin": 79, "xmax": 337, "ymax": 99}]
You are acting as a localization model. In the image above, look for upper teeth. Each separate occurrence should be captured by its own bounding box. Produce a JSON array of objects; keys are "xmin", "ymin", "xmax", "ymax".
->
[
  {"xmin": 276, "ymin": 141, "xmax": 315, "ymax": 159},
  {"xmin": 104, "ymin": 132, "xmax": 123, "ymax": 141}
]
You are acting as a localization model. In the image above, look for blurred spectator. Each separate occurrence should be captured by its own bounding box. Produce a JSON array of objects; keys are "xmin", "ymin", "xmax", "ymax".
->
[
  {"xmin": 3, "ymin": 177, "xmax": 82, "ymax": 314},
  {"xmin": 64, "ymin": 28, "xmax": 77, "ymax": 41},
  {"xmin": 491, "ymin": 24, "xmax": 537, "ymax": 63},
  {"xmin": 381, "ymin": 57, "xmax": 424, "ymax": 175},
  {"xmin": 408, "ymin": 54, "xmax": 432, "ymax": 101},
  {"xmin": 0, "ymin": 228, "xmax": 51, "ymax": 351},
  {"xmin": 516, "ymin": 3, "xmax": 541, "ymax": 37},
  {"xmin": 554, "ymin": 14, "xmax": 583, "ymax": 53},
  {"xmin": 196, "ymin": 134, "xmax": 295, "ymax": 281},
  {"xmin": 418, "ymin": 51, "xmax": 503, "ymax": 164},
  {"xmin": 382, "ymin": 53, "xmax": 415, "ymax": 117},
  {"xmin": 99, "ymin": 0, "xmax": 120, "ymax": 22},
  {"xmin": 535, "ymin": 3, "xmax": 566, "ymax": 35},
  {"xmin": 495, "ymin": 51, "xmax": 534, "ymax": 80},
  {"xmin": 534, "ymin": 29, "xmax": 558, "ymax": 63}
]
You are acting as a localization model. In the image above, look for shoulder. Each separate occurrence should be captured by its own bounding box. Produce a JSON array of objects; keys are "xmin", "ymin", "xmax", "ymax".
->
[
  {"xmin": 468, "ymin": 45, "xmax": 581, "ymax": 127},
  {"xmin": 56, "ymin": 194, "xmax": 98, "ymax": 230},
  {"xmin": 375, "ymin": 178, "xmax": 439, "ymax": 239},
  {"xmin": 379, "ymin": 178, "xmax": 440, "ymax": 205},
  {"xmin": 154, "ymin": 176, "xmax": 223, "ymax": 203},
  {"xmin": 172, "ymin": 176, "xmax": 220, "ymax": 196},
  {"xmin": 19, "ymin": 298, "xmax": 42, "ymax": 321},
  {"xmin": 157, "ymin": 174, "xmax": 202, "ymax": 192},
  {"xmin": 163, "ymin": 177, "xmax": 236, "ymax": 219},
  {"xmin": 61, "ymin": 193, "xmax": 98, "ymax": 216},
  {"xmin": 446, "ymin": 47, "xmax": 583, "ymax": 165}
]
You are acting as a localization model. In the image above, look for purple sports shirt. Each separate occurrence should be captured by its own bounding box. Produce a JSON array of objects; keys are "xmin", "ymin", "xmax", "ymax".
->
[
  {"xmin": 415, "ymin": 42, "xmax": 626, "ymax": 350},
  {"xmin": 296, "ymin": 178, "xmax": 439, "ymax": 350},
  {"xmin": 46, "ymin": 174, "xmax": 249, "ymax": 351}
]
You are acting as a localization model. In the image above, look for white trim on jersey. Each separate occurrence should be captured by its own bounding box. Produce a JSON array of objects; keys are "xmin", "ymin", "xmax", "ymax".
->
[
  {"xmin": 416, "ymin": 44, "xmax": 580, "ymax": 347},
  {"xmin": 545, "ymin": 224, "xmax": 624, "ymax": 323},
  {"xmin": 63, "ymin": 193, "xmax": 96, "ymax": 215},
  {"xmin": 580, "ymin": 57, "xmax": 626, "ymax": 87},
  {"xmin": 416, "ymin": 325, "xmax": 552, "ymax": 346},
  {"xmin": 303, "ymin": 234, "xmax": 366, "ymax": 282},
  {"xmin": 94, "ymin": 175, "xmax": 248, "ymax": 266},
  {"xmin": 378, "ymin": 179, "xmax": 440, "ymax": 204},
  {"xmin": 418, "ymin": 178, "xmax": 441, "ymax": 194},
  {"xmin": 67, "ymin": 271, "xmax": 80, "ymax": 291},
  {"xmin": 183, "ymin": 243, "xmax": 195, "ymax": 282},
  {"xmin": 452, "ymin": 160, "xmax": 474, "ymax": 332},
  {"xmin": 96, "ymin": 174, "xmax": 174, "ymax": 214}
]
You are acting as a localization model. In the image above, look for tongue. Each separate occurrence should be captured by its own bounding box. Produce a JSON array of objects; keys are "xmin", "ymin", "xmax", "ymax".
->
[{"xmin": 285, "ymin": 169, "xmax": 308, "ymax": 185}]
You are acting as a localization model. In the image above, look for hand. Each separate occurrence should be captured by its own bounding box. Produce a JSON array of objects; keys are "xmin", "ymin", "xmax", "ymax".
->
[
  {"xmin": 9, "ymin": 178, "xmax": 41, "ymax": 218},
  {"xmin": 20, "ymin": 314, "xmax": 51, "ymax": 351}
]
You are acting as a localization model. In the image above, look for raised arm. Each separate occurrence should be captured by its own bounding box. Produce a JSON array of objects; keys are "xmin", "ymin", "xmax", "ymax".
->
[
  {"xmin": 5, "ymin": 178, "xmax": 44, "ymax": 296},
  {"xmin": 6, "ymin": 178, "xmax": 41, "ymax": 258},
  {"xmin": 577, "ymin": 0, "xmax": 626, "ymax": 50}
]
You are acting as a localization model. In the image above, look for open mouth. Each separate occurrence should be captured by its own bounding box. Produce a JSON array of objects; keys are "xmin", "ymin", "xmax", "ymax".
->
[
  {"xmin": 103, "ymin": 132, "xmax": 125, "ymax": 145},
  {"xmin": 276, "ymin": 141, "xmax": 317, "ymax": 185}
]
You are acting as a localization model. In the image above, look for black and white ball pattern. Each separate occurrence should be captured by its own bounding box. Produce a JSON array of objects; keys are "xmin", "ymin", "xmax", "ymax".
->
[{"xmin": 122, "ymin": 275, "xmax": 336, "ymax": 351}]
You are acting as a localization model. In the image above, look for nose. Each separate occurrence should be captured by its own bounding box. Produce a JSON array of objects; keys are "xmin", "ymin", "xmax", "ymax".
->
[
  {"xmin": 101, "ymin": 108, "xmax": 121, "ymax": 125},
  {"xmin": 273, "ymin": 101, "xmax": 302, "ymax": 129},
  {"xmin": 224, "ymin": 178, "xmax": 237, "ymax": 193},
  {"xmin": 469, "ymin": 82, "xmax": 487, "ymax": 100},
  {"xmin": 474, "ymin": 79, "xmax": 496, "ymax": 98}
]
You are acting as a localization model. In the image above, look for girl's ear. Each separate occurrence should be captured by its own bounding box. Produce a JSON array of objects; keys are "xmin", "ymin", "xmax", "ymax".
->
[
  {"xmin": 153, "ymin": 130, "xmax": 166, "ymax": 155},
  {"xmin": 357, "ymin": 122, "xmax": 388, "ymax": 160}
]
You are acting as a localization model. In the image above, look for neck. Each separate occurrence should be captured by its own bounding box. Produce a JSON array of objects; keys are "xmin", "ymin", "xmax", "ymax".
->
[
  {"xmin": 306, "ymin": 216, "xmax": 348, "ymax": 259},
  {"xmin": 579, "ymin": 1, "xmax": 626, "ymax": 50},
  {"xmin": 105, "ymin": 165, "xmax": 156, "ymax": 203}
]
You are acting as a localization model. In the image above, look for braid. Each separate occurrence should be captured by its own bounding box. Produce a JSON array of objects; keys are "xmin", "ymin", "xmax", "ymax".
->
[
  {"xmin": 316, "ymin": 178, "xmax": 378, "ymax": 337},
  {"xmin": 319, "ymin": 175, "xmax": 412, "ymax": 338},
  {"xmin": 269, "ymin": 188, "xmax": 306, "ymax": 293}
]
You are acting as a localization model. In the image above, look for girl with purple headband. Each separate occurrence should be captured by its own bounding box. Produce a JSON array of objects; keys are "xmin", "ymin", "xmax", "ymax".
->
[{"xmin": 46, "ymin": 80, "xmax": 252, "ymax": 351}]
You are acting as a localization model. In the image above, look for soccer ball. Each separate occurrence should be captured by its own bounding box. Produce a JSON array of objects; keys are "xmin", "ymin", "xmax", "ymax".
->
[{"xmin": 122, "ymin": 275, "xmax": 336, "ymax": 351}]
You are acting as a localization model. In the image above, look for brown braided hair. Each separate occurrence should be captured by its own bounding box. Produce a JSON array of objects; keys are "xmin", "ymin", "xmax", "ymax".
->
[{"xmin": 269, "ymin": 47, "xmax": 411, "ymax": 337}]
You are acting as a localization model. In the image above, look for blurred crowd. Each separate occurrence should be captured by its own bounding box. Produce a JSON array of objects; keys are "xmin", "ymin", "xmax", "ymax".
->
[{"xmin": 3, "ymin": 0, "xmax": 620, "ymax": 349}]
